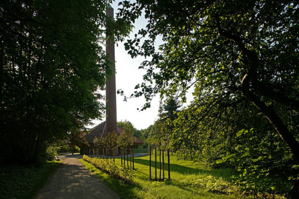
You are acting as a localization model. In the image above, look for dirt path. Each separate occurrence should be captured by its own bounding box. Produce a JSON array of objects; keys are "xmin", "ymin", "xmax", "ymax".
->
[{"xmin": 34, "ymin": 155, "xmax": 120, "ymax": 199}]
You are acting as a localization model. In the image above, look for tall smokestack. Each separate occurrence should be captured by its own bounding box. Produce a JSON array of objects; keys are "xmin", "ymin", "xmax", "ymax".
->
[{"xmin": 106, "ymin": 7, "xmax": 117, "ymax": 134}]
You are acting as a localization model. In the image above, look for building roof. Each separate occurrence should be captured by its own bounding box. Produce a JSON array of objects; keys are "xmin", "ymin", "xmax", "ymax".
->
[{"xmin": 85, "ymin": 121, "xmax": 144, "ymax": 145}]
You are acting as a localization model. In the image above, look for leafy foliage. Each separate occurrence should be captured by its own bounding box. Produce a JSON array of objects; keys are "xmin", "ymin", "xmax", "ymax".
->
[
  {"xmin": 0, "ymin": 0, "xmax": 129, "ymax": 165},
  {"xmin": 0, "ymin": 160, "xmax": 60, "ymax": 199},
  {"xmin": 117, "ymin": 121, "xmax": 137, "ymax": 148},
  {"xmin": 118, "ymin": 120, "xmax": 145, "ymax": 144},
  {"xmin": 117, "ymin": 0, "xmax": 299, "ymax": 195},
  {"xmin": 171, "ymin": 98, "xmax": 295, "ymax": 194},
  {"xmin": 159, "ymin": 97, "xmax": 181, "ymax": 122},
  {"xmin": 83, "ymin": 155, "xmax": 134, "ymax": 183}
]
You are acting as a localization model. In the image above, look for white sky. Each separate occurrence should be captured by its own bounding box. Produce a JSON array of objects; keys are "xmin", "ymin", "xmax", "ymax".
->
[{"xmin": 90, "ymin": 1, "xmax": 193, "ymax": 130}]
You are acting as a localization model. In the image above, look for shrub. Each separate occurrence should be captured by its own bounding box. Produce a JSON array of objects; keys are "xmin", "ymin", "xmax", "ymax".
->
[
  {"xmin": 58, "ymin": 145, "xmax": 80, "ymax": 153},
  {"xmin": 0, "ymin": 160, "xmax": 60, "ymax": 199},
  {"xmin": 45, "ymin": 146, "xmax": 59, "ymax": 161},
  {"xmin": 83, "ymin": 155, "xmax": 133, "ymax": 183}
]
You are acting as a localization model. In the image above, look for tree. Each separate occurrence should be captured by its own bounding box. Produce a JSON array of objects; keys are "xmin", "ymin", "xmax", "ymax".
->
[
  {"xmin": 0, "ymin": 0, "xmax": 129, "ymax": 165},
  {"xmin": 70, "ymin": 131, "xmax": 90, "ymax": 151},
  {"xmin": 118, "ymin": 0, "xmax": 299, "ymax": 196},
  {"xmin": 155, "ymin": 97, "xmax": 181, "ymax": 150},
  {"xmin": 118, "ymin": 120, "xmax": 145, "ymax": 144},
  {"xmin": 140, "ymin": 124, "xmax": 155, "ymax": 147},
  {"xmin": 160, "ymin": 97, "xmax": 181, "ymax": 122},
  {"xmin": 118, "ymin": 121, "xmax": 135, "ymax": 148}
]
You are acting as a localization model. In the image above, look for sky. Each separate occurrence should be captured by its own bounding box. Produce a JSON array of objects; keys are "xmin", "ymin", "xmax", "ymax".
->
[{"xmin": 90, "ymin": 1, "xmax": 193, "ymax": 130}]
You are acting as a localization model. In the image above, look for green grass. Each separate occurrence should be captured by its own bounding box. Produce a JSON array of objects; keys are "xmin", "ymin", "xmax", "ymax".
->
[
  {"xmin": 134, "ymin": 148, "xmax": 149, "ymax": 154},
  {"xmin": 0, "ymin": 160, "xmax": 60, "ymax": 199},
  {"xmin": 80, "ymin": 155, "xmax": 245, "ymax": 199}
]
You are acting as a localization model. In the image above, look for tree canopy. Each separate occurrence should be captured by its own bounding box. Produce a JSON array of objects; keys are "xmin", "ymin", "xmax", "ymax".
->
[
  {"xmin": 118, "ymin": 0, "xmax": 299, "ymax": 195},
  {"xmin": 119, "ymin": 0, "xmax": 299, "ymax": 159},
  {"xmin": 0, "ymin": 0, "xmax": 129, "ymax": 165}
]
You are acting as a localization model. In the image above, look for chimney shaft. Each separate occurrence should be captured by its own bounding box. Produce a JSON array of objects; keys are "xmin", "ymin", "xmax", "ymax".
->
[{"xmin": 106, "ymin": 7, "xmax": 117, "ymax": 134}]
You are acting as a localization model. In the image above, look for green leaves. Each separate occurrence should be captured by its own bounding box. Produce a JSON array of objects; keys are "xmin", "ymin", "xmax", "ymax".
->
[
  {"xmin": 0, "ymin": 0, "xmax": 129, "ymax": 165},
  {"xmin": 118, "ymin": 0, "xmax": 299, "ymax": 195}
]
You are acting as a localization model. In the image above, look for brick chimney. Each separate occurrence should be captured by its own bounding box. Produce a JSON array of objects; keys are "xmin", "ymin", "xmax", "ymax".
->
[{"xmin": 106, "ymin": 7, "xmax": 117, "ymax": 135}]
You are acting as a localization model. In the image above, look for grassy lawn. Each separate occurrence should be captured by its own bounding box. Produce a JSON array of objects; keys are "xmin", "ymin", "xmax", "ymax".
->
[
  {"xmin": 80, "ymin": 154, "xmax": 245, "ymax": 199},
  {"xmin": 0, "ymin": 160, "xmax": 60, "ymax": 199},
  {"xmin": 134, "ymin": 148, "xmax": 149, "ymax": 154}
]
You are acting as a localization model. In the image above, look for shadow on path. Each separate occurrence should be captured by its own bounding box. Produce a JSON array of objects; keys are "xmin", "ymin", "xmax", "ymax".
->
[{"xmin": 34, "ymin": 156, "xmax": 120, "ymax": 199}]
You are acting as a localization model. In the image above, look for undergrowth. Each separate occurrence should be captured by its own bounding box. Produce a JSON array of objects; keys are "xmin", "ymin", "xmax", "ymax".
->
[{"xmin": 0, "ymin": 160, "xmax": 60, "ymax": 199}]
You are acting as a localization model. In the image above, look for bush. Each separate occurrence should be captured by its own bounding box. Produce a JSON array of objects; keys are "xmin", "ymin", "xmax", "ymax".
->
[
  {"xmin": 0, "ymin": 161, "xmax": 60, "ymax": 199},
  {"xmin": 46, "ymin": 146, "xmax": 59, "ymax": 161},
  {"xmin": 83, "ymin": 155, "xmax": 134, "ymax": 183},
  {"xmin": 58, "ymin": 145, "xmax": 80, "ymax": 153}
]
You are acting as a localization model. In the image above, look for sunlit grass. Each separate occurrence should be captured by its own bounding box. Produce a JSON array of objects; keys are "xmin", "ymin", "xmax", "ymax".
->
[{"xmin": 81, "ymin": 154, "xmax": 243, "ymax": 199}]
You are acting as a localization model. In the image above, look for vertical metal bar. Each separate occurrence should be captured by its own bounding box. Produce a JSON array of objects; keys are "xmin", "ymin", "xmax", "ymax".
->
[
  {"xmin": 149, "ymin": 146, "xmax": 151, "ymax": 180},
  {"xmin": 133, "ymin": 147, "xmax": 135, "ymax": 170},
  {"xmin": 127, "ymin": 148, "xmax": 129, "ymax": 168},
  {"xmin": 124, "ymin": 148, "xmax": 126, "ymax": 169},
  {"xmin": 121, "ymin": 148, "xmax": 123, "ymax": 165},
  {"xmin": 163, "ymin": 150, "xmax": 165, "ymax": 179},
  {"xmin": 155, "ymin": 147, "xmax": 157, "ymax": 180},
  {"xmin": 168, "ymin": 149, "xmax": 170, "ymax": 180},
  {"xmin": 159, "ymin": 147, "xmax": 161, "ymax": 180}
]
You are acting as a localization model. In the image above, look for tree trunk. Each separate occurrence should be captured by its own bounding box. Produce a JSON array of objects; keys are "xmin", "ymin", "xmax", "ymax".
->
[
  {"xmin": 242, "ymin": 75, "xmax": 299, "ymax": 197},
  {"xmin": 159, "ymin": 148, "xmax": 161, "ymax": 180},
  {"xmin": 124, "ymin": 148, "xmax": 126, "ymax": 168},
  {"xmin": 121, "ymin": 148, "xmax": 123, "ymax": 165},
  {"xmin": 113, "ymin": 148, "xmax": 115, "ymax": 162},
  {"xmin": 33, "ymin": 131, "xmax": 41, "ymax": 165},
  {"xmin": 127, "ymin": 148, "xmax": 129, "ymax": 168},
  {"xmin": 155, "ymin": 147, "xmax": 157, "ymax": 180},
  {"xmin": 242, "ymin": 81, "xmax": 299, "ymax": 162},
  {"xmin": 168, "ymin": 149, "xmax": 170, "ymax": 180},
  {"xmin": 130, "ymin": 147, "xmax": 132, "ymax": 169},
  {"xmin": 133, "ymin": 147, "xmax": 135, "ymax": 170},
  {"xmin": 163, "ymin": 150, "xmax": 165, "ymax": 179},
  {"xmin": 149, "ymin": 146, "xmax": 152, "ymax": 180},
  {"xmin": 288, "ymin": 180, "xmax": 299, "ymax": 199}
]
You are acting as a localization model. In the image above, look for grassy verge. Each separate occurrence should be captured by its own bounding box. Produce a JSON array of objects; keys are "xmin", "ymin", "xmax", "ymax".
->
[
  {"xmin": 80, "ymin": 155, "xmax": 246, "ymax": 199},
  {"xmin": 0, "ymin": 160, "xmax": 60, "ymax": 199}
]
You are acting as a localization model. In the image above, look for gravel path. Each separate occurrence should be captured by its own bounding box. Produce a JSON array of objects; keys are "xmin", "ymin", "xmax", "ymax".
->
[{"xmin": 34, "ymin": 155, "xmax": 120, "ymax": 199}]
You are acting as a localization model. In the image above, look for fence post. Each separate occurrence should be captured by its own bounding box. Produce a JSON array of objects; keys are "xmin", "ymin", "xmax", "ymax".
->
[
  {"xmin": 129, "ymin": 148, "xmax": 131, "ymax": 169},
  {"xmin": 159, "ymin": 147, "xmax": 161, "ymax": 180},
  {"xmin": 124, "ymin": 148, "xmax": 126, "ymax": 169},
  {"xmin": 149, "ymin": 146, "xmax": 152, "ymax": 180},
  {"xmin": 127, "ymin": 148, "xmax": 129, "ymax": 168},
  {"xmin": 155, "ymin": 147, "xmax": 157, "ymax": 180},
  {"xmin": 168, "ymin": 149, "xmax": 170, "ymax": 180},
  {"xmin": 113, "ymin": 148, "xmax": 115, "ymax": 162},
  {"xmin": 133, "ymin": 147, "xmax": 135, "ymax": 170},
  {"xmin": 163, "ymin": 150, "xmax": 165, "ymax": 179},
  {"xmin": 121, "ymin": 148, "xmax": 123, "ymax": 165}
]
